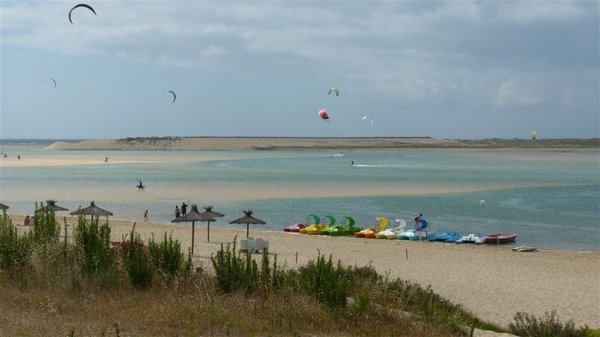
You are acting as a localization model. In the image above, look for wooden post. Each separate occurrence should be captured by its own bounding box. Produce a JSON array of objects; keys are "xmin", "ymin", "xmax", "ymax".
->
[
  {"xmin": 191, "ymin": 221, "xmax": 195, "ymax": 255},
  {"xmin": 207, "ymin": 221, "xmax": 211, "ymax": 242},
  {"xmin": 295, "ymin": 252, "xmax": 298, "ymax": 264},
  {"xmin": 405, "ymin": 248, "xmax": 408, "ymax": 260}
]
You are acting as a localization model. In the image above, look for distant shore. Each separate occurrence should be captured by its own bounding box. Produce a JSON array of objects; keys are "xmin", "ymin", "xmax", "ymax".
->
[{"xmin": 40, "ymin": 137, "xmax": 600, "ymax": 151}]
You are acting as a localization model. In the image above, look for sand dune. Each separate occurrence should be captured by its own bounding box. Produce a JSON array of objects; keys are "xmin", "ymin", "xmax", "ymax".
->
[{"xmin": 43, "ymin": 137, "xmax": 599, "ymax": 151}]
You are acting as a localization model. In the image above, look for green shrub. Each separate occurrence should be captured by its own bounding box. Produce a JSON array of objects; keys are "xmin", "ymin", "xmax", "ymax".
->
[
  {"xmin": 211, "ymin": 240, "xmax": 258, "ymax": 294},
  {"xmin": 32, "ymin": 202, "xmax": 61, "ymax": 245},
  {"xmin": 297, "ymin": 254, "xmax": 348, "ymax": 310},
  {"xmin": 74, "ymin": 215, "xmax": 114, "ymax": 280},
  {"xmin": 0, "ymin": 213, "xmax": 33, "ymax": 276},
  {"xmin": 148, "ymin": 232, "xmax": 189, "ymax": 282},
  {"xmin": 509, "ymin": 310, "xmax": 588, "ymax": 337},
  {"xmin": 259, "ymin": 249, "xmax": 285, "ymax": 293},
  {"xmin": 124, "ymin": 227, "xmax": 153, "ymax": 290}
]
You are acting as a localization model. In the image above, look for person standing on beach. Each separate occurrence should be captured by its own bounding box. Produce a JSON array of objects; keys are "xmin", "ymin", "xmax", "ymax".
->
[
  {"xmin": 181, "ymin": 202, "xmax": 188, "ymax": 216},
  {"xmin": 414, "ymin": 213, "xmax": 423, "ymax": 229},
  {"xmin": 24, "ymin": 215, "xmax": 31, "ymax": 226},
  {"xmin": 104, "ymin": 157, "xmax": 109, "ymax": 163},
  {"xmin": 144, "ymin": 210, "xmax": 148, "ymax": 222},
  {"xmin": 175, "ymin": 205, "xmax": 180, "ymax": 218}
]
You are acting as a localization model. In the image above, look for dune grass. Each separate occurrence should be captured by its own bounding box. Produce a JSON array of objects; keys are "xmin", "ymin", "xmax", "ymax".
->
[{"xmin": 1, "ymin": 208, "xmax": 595, "ymax": 336}]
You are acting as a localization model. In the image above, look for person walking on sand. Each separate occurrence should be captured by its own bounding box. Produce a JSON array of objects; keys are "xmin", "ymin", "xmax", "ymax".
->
[
  {"xmin": 104, "ymin": 157, "xmax": 109, "ymax": 164},
  {"xmin": 144, "ymin": 210, "xmax": 148, "ymax": 222},
  {"xmin": 175, "ymin": 205, "xmax": 180, "ymax": 218},
  {"xmin": 181, "ymin": 202, "xmax": 188, "ymax": 216},
  {"xmin": 24, "ymin": 215, "xmax": 31, "ymax": 226}
]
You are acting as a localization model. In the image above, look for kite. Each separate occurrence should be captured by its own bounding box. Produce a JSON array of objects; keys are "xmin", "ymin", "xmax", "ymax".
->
[
  {"xmin": 361, "ymin": 115, "xmax": 373, "ymax": 125},
  {"xmin": 164, "ymin": 90, "xmax": 176, "ymax": 103},
  {"xmin": 328, "ymin": 87, "xmax": 340, "ymax": 96},
  {"xmin": 68, "ymin": 4, "xmax": 97, "ymax": 24},
  {"xmin": 531, "ymin": 130, "xmax": 539, "ymax": 140},
  {"xmin": 318, "ymin": 109, "xmax": 330, "ymax": 122},
  {"xmin": 42, "ymin": 77, "xmax": 57, "ymax": 88}
]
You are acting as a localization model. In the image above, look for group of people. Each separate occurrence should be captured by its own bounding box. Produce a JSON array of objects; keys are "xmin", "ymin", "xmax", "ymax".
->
[
  {"xmin": 174, "ymin": 202, "xmax": 188, "ymax": 218},
  {"xmin": 141, "ymin": 202, "xmax": 188, "ymax": 222},
  {"xmin": 23, "ymin": 215, "xmax": 34, "ymax": 226}
]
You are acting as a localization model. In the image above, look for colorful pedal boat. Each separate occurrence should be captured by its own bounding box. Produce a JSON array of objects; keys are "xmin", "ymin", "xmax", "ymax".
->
[{"xmin": 283, "ymin": 223, "xmax": 306, "ymax": 233}]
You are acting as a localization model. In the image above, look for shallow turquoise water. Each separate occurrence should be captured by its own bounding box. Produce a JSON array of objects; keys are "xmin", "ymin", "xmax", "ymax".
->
[{"xmin": 1, "ymin": 148, "xmax": 598, "ymax": 250}]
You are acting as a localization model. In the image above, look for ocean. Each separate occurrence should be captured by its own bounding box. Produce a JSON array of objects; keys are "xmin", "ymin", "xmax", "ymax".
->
[{"xmin": 0, "ymin": 143, "xmax": 598, "ymax": 251}]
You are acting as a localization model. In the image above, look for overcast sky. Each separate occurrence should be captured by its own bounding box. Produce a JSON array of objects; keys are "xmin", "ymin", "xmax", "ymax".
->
[{"xmin": 1, "ymin": 0, "xmax": 598, "ymax": 139}]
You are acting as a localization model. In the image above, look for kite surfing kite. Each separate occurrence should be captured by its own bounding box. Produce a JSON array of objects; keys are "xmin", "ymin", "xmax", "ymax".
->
[
  {"xmin": 318, "ymin": 109, "xmax": 330, "ymax": 122},
  {"xmin": 361, "ymin": 115, "xmax": 373, "ymax": 125},
  {"xmin": 531, "ymin": 130, "xmax": 540, "ymax": 140},
  {"xmin": 328, "ymin": 87, "xmax": 340, "ymax": 96},
  {"xmin": 42, "ymin": 77, "xmax": 57, "ymax": 88},
  {"xmin": 68, "ymin": 4, "xmax": 96, "ymax": 24},
  {"xmin": 164, "ymin": 90, "xmax": 176, "ymax": 103}
]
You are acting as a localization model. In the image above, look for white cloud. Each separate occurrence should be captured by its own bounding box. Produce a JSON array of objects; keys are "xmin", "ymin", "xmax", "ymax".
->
[{"xmin": 1, "ymin": 1, "xmax": 597, "ymax": 108}]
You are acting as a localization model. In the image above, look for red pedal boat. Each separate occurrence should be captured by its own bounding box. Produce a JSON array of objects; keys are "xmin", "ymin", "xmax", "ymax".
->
[{"xmin": 483, "ymin": 232, "xmax": 517, "ymax": 244}]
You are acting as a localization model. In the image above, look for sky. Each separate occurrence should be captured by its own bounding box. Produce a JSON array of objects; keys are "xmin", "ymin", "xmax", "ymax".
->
[{"xmin": 1, "ymin": 0, "xmax": 598, "ymax": 140}]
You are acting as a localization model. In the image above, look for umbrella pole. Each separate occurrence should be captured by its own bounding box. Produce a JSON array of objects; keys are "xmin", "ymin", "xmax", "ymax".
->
[
  {"xmin": 246, "ymin": 223, "xmax": 249, "ymax": 238},
  {"xmin": 191, "ymin": 221, "xmax": 195, "ymax": 255},
  {"xmin": 207, "ymin": 221, "xmax": 211, "ymax": 242}
]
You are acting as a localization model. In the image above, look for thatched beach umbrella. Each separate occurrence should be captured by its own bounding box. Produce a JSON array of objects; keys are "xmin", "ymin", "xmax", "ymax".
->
[
  {"xmin": 70, "ymin": 201, "xmax": 113, "ymax": 218},
  {"xmin": 229, "ymin": 210, "xmax": 266, "ymax": 238},
  {"xmin": 199, "ymin": 206, "xmax": 224, "ymax": 242},
  {"xmin": 0, "ymin": 202, "xmax": 9, "ymax": 212},
  {"xmin": 172, "ymin": 204, "xmax": 215, "ymax": 255},
  {"xmin": 39, "ymin": 200, "xmax": 69, "ymax": 212}
]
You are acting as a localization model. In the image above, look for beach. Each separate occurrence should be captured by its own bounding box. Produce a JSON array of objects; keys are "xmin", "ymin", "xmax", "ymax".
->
[{"xmin": 13, "ymin": 215, "xmax": 600, "ymax": 329}]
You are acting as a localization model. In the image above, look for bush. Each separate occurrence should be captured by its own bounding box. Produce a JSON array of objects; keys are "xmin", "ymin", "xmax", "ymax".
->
[
  {"xmin": 297, "ymin": 254, "xmax": 348, "ymax": 310},
  {"xmin": 509, "ymin": 310, "xmax": 588, "ymax": 337},
  {"xmin": 148, "ymin": 232, "xmax": 190, "ymax": 282},
  {"xmin": 74, "ymin": 215, "xmax": 115, "ymax": 280},
  {"xmin": 211, "ymin": 240, "xmax": 258, "ymax": 294},
  {"xmin": 32, "ymin": 203, "xmax": 61, "ymax": 246},
  {"xmin": 124, "ymin": 228, "xmax": 153, "ymax": 290},
  {"xmin": 0, "ymin": 212, "xmax": 33, "ymax": 276}
]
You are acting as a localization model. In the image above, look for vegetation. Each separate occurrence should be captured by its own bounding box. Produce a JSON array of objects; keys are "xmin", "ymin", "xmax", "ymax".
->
[
  {"xmin": 509, "ymin": 310, "xmax": 598, "ymax": 337},
  {"xmin": 0, "ymin": 210, "xmax": 596, "ymax": 336}
]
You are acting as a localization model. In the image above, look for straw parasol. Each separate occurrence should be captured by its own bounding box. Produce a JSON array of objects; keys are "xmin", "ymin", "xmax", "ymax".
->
[
  {"xmin": 172, "ymin": 204, "xmax": 215, "ymax": 255},
  {"xmin": 0, "ymin": 202, "xmax": 9, "ymax": 212},
  {"xmin": 70, "ymin": 201, "xmax": 113, "ymax": 218},
  {"xmin": 229, "ymin": 210, "xmax": 266, "ymax": 238},
  {"xmin": 39, "ymin": 200, "xmax": 69, "ymax": 212},
  {"xmin": 199, "ymin": 206, "xmax": 224, "ymax": 242}
]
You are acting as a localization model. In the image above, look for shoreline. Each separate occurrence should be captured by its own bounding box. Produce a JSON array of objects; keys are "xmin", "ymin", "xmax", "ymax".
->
[
  {"xmin": 10, "ymin": 214, "xmax": 600, "ymax": 328},
  {"xmin": 34, "ymin": 137, "xmax": 600, "ymax": 151}
]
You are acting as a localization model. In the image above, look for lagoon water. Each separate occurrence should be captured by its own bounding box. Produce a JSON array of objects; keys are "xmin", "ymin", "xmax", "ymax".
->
[{"xmin": 1, "ymin": 143, "xmax": 598, "ymax": 251}]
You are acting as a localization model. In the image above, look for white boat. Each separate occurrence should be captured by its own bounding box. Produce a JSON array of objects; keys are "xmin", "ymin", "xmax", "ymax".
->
[
  {"xmin": 376, "ymin": 219, "xmax": 407, "ymax": 239},
  {"xmin": 456, "ymin": 233, "xmax": 484, "ymax": 244}
]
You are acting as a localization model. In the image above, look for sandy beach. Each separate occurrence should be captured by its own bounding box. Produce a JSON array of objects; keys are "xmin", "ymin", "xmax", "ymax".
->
[{"xmin": 13, "ymin": 215, "xmax": 600, "ymax": 329}]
